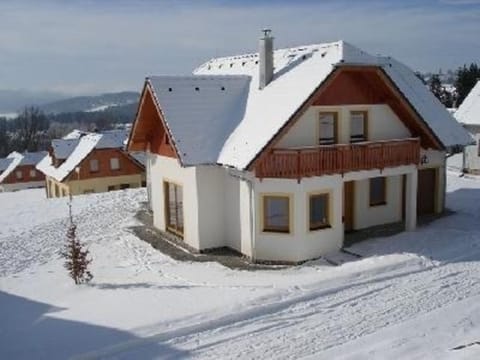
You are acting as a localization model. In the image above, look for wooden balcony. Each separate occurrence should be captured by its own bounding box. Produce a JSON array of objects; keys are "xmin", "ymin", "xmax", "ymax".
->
[{"xmin": 255, "ymin": 138, "xmax": 420, "ymax": 179}]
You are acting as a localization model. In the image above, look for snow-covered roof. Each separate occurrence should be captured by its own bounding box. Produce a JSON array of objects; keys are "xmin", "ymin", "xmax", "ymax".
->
[
  {"xmin": 148, "ymin": 76, "xmax": 250, "ymax": 165},
  {"xmin": 37, "ymin": 130, "xmax": 130, "ymax": 182},
  {"xmin": 52, "ymin": 139, "xmax": 80, "ymax": 159},
  {"xmin": 146, "ymin": 40, "xmax": 471, "ymax": 169},
  {"xmin": 455, "ymin": 80, "xmax": 480, "ymax": 125},
  {"xmin": 0, "ymin": 158, "xmax": 13, "ymax": 172},
  {"xmin": 0, "ymin": 152, "xmax": 23, "ymax": 184},
  {"xmin": 96, "ymin": 130, "xmax": 129, "ymax": 149},
  {"xmin": 18, "ymin": 151, "xmax": 48, "ymax": 166},
  {"xmin": 0, "ymin": 151, "xmax": 47, "ymax": 183},
  {"xmin": 130, "ymin": 151, "xmax": 147, "ymax": 167}
]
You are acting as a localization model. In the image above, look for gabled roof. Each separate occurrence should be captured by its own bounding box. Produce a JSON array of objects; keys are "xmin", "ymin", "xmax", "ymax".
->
[
  {"xmin": 0, "ymin": 158, "xmax": 14, "ymax": 172},
  {"xmin": 455, "ymin": 80, "xmax": 480, "ymax": 125},
  {"xmin": 137, "ymin": 40, "xmax": 471, "ymax": 170},
  {"xmin": 0, "ymin": 152, "xmax": 22, "ymax": 183},
  {"xmin": 18, "ymin": 151, "xmax": 48, "ymax": 166},
  {"xmin": 0, "ymin": 151, "xmax": 47, "ymax": 184},
  {"xmin": 147, "ymin": 76, "xmax": 250, "ymax": 165},
  {"xmin": 37, "ymin": 129, "xmax": 130, "ymax": 182}
]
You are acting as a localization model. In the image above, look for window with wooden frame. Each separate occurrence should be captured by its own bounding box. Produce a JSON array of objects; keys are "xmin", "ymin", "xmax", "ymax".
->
[
  {"xmin": 164, "ymin": 181, "xmax": 184, "ymax": 236},
  {"xmin": 369, "ymin": 177, "xmax": 387, "ymax": 206},
  {"xmin": 29, "ymin": 169, "xmax": 36, "ymax": 178},
  {"xmin": 16, "ymin": 170, "xmax": 23, "ymax": 180},
  {"xmin": 309, "ymin": 193, "xmax": 330, "ymax": 230},
  {"xmin": 262, "ymin": 195, "xmax": 291, "ymax": 233},
  {"xmin": 318, "ymin": 112, "xmax": 338, "ymax": 145},
  {"xmin": 89, "ymin": 159, "xmax": 99, "ymax": 173},
  {"xmin": 110, "ymin": 157, "xmax": 120, "ymax": 171},
  {"xmin": 350, "ymin": 111, "xmax": 368, "ymax": 143}
]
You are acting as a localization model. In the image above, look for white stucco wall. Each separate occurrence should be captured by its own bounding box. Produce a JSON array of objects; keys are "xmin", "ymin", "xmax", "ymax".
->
[
  {"xmin": 353, "ymin": 175, "xmax": 403, "ymax": 230},
  {"xmin": 149, "ymin": 155, "xmax": 253, "ymax": 254},
  {"xmin": 276, "ymin": 104, "xmax": 411, "ymax": 148},
  {"xmin": 253, "ymin": 175, "xmax": 344, "ymax": 262},
  {"xmin": 251, "ymin": 165, "xmax": 417, "ymax": 263},
  {"xmin": 149, "ymin": 155, "xmax": 200, "ymax": 249}
]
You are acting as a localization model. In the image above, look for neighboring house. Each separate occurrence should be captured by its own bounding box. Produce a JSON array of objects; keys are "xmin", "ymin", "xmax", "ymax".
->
[
  {"xmin": 454, "ymin": 80, "xmax": 480, "ymax": 173},
  {"xmin": 37, "ymin": 130, "xmax": 146, "ymax": 198},
  {"xmin": 127, "ymin": 31, "xmax": 471, "ymax": 263},
  {"xmin": 0, "ymin": 151, "xmax": 47, "ymax": 192}
]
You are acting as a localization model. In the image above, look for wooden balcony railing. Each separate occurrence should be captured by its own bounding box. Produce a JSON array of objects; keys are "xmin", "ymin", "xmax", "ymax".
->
[{"xmin": 255, "ymin": 138, "xmax": 420, "ymax": 179}]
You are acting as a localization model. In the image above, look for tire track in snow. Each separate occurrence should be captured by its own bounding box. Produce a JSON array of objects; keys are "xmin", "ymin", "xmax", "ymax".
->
[{"xmin": 72, "ymin": 250, "xmax": 480, "ymax": 360}]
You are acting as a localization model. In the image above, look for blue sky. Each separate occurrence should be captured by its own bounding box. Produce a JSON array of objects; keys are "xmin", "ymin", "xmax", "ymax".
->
[{"xmin": 0, "ymin": 0, "xmax": 479, "ymax": 95}]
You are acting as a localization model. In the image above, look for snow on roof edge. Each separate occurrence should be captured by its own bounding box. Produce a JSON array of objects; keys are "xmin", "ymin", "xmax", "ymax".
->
[{"xmin": 0, "ymin": 152, "xmax": 23, "ymax": 184}]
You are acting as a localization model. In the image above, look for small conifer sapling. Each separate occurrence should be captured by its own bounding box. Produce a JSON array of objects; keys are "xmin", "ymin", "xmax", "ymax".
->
[{"xmin": 61, "ymin": 194, "xmax": 93, "ymax": 284}]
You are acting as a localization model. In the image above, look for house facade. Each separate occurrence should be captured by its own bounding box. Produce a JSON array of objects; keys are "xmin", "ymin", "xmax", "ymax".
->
[
  {"xmin": 128, "ymin": 32, "xmax": 470, "ymax": 263},
  {"xmin": 0, "ymin": 151, "xmax": 47, "ymax": 192},
  {"xmin": 454, "ymin": 80, "xmax": 480, "ymax": 173},
  {"xmin": 37, "ymin": 130, "xmax": 146, "ymax": 198}
]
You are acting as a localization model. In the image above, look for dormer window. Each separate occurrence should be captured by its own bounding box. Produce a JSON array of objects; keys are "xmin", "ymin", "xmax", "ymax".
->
[
  {"xmin": 350, "ymin": 111, "xmax": 368, "ymax": 143},
  {"xmin": 318, "ymin": 112, "xmax": 338, "ymax": 145}
]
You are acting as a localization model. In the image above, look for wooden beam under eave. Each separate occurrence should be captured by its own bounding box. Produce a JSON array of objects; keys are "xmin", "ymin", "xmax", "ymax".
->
[{"xmin": 374, "ymin": 68, "xmax": 443, "ymax": 150}]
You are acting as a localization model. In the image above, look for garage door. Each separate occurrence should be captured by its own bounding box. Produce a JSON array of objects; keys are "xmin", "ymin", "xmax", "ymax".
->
[{"xmin": 417, "ymin": 168, "xmax": 436, "ymax": 216}]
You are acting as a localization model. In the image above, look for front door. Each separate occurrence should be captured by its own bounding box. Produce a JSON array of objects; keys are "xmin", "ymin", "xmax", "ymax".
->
[
  {"xmin": 343, "ymin": 181, "xmax": 355, "ymax": 232},
  {"xmin": 417, "ymin": 168, "xmax": 436, "ymax": 216}
]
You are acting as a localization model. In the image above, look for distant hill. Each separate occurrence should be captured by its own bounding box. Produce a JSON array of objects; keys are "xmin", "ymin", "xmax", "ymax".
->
[
  {"xmin": 40, "ymin": 91, "xmax": 140, "ymax": 114},
  {"xmin": 0, "ymin": 89, "xmax": 66, "ymax": 113}
]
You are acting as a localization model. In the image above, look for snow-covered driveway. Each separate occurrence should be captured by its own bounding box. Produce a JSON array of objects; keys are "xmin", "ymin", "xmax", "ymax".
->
[{"xmin": 2, "ymin": 174, "xmax": 480, "ymax": 359}]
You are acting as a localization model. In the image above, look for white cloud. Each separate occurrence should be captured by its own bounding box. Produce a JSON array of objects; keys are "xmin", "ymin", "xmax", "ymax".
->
[{"xmin": 0, "ymin": 1, "xmax": 478, "ymax": 93}]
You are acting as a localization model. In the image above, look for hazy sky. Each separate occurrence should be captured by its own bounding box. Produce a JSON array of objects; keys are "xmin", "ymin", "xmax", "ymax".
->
[{"xmin": 0, "ymin": 0, "xmax": 479, "ymax": 95}]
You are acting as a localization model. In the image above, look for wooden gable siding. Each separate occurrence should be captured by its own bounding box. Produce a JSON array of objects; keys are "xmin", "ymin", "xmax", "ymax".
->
[
  {"xmin": 312, "ymin": 67, "xmax": 442, "ymax": 149},
  {"xmin": 128, "ymin": 85, "xmax": 178, "ymax": 159},
  {"xmin": 2, "ymin": 165, "xmax": 45, "ymax": 184},
  {"xmin": 248, "ymin": 66, "xmax": 443, "ymax": 172},
  {"xmin": 64, "ymin": 148, "xmax": 144, "ymax": 182}
]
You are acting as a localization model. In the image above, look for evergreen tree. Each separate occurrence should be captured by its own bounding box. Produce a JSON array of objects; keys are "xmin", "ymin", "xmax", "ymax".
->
[
  {"xmin": 455, "ymin": 63, "xmax": 480, "ymax": 106},
  {"xmin": 0, "ymin": 118, "xmax": 8, "ymax": 157},
  {"xmin": 61, "ymin": 195, "xmax": 93, "ymax": 285},
  {"xmin": 429, "ymin": 74, "xmax": 444, "ymax": 100},
  {"xmin": 428, "ymin": 74, "xmax": 454, "ymax": 108}
]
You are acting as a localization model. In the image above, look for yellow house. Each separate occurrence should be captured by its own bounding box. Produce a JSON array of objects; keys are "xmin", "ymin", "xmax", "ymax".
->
[{"xmin": 37, "ymin": 130, "xmax": 145, "ymax": 197}]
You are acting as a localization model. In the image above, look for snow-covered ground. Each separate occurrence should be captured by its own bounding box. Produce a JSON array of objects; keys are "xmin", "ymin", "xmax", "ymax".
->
[{"xmin": 2, "ymin": 173, "xmax": 480, "ymax": 359}]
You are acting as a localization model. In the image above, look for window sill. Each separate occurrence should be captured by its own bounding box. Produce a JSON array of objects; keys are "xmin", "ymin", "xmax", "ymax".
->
[
  {"xmin": 369, "ymin": 201, "xmax": 387, "ymax": 207},
  {"xmin": 262, "ymin": 228, "xmax": 291, "ymax": 235},
  {"xmin": 309, "ymin": 224, "xmax": 332, "ymax": 232},
  {"xmin": 166, "ymin": 227, "xmax": 184, "ymax": 238}
]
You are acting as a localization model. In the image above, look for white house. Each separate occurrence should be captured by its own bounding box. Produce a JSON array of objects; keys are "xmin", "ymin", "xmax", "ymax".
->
[
  {"xmin": 454, "ymin": 80, "xmax": 480, "ymax": 173},
  {"xmin": 128, "ymin": 31, "xmax": 471, "ymax": 263}
]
